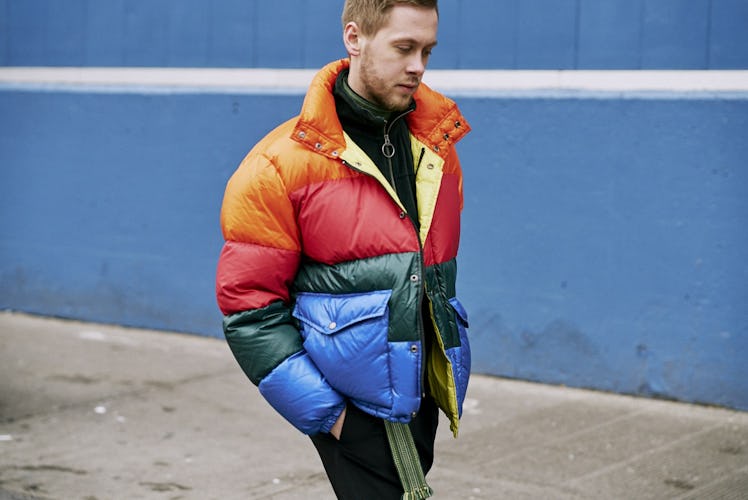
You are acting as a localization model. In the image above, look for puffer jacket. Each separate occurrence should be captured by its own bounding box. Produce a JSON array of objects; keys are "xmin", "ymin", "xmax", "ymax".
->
[{"xmin": 216, "ymin": 58, "xmax": 471, "ymax": 437}]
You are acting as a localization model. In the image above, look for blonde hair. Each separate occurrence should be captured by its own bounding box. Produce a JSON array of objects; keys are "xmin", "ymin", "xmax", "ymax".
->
[{"xmin": 342, "ymin": 0, "xmax": 438, "ymax": 36}]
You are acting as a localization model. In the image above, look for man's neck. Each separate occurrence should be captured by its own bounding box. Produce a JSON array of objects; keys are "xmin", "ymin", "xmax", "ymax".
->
[{"xmin": 340, "ymin": 73, "xmax": 392, "ymax": 121}]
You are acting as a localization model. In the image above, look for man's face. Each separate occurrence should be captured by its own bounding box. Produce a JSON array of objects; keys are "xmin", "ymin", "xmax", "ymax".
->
[{"xmin": 349, "ymin": 5, "xmax": 438, "ymax": 112}]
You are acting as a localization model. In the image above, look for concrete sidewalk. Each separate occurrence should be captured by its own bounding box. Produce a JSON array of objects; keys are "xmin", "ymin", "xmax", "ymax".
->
[{"xmin": 1, "ymin": 312, "xmax": 746, "ymax": 499}]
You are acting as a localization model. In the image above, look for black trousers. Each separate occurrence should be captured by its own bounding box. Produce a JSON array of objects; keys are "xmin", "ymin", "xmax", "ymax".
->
[{"xmin": 310, "ymin": 397, "xmax": 439, "ymax": 500}]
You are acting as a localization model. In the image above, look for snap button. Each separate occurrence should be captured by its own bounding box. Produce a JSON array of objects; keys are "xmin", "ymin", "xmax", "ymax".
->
[
  {"xmin": 411, "ymin": 411, "xmax": 418, "ymax": 418},
  {"xmin": 315, "ymin": 143, "xmax": 322, "ymax": 150},
  {"xmin": 298, "ymin": 131, "xmax": 306, "ymax": 138},
  {"xmin": 455, "ymin": 121, "xmax": 461, "ymax": 128},
  {"xmin": 399, "ymin": 211, "xmax": 406, "ymax": 219},
  {"xmin": 410, "ymin": 344, "xmax": 418, "ymax": 353},
  {"xmin": 426, "ymin": 163, "xmax": 434, "ymax": 170},
  {"xmin": 410, "ymin": 274, "xmax": 419, "ymax": 282},
  {"xmin": 328, "ymin": 322, "xmax": 337, "ymax": 330},
  {"xmin": 443, "ymin": 133, "xmax": 449, "ymax": 140},
  {"xmin": 433, "ymin": 145, "xmax": 440, "ymax": 152},
  {"xmin": 331, "ymin": 151, "xmax": 338, "ymax": 156}
]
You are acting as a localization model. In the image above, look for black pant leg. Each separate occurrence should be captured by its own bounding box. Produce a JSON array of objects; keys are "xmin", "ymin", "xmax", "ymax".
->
[
  {"xmin": 409, "ymin": 395, "xmax": 440, "ymax": 475},
  {"xmin": 310, "ymin": 399, "xmax": 439, "ymax": 500}
]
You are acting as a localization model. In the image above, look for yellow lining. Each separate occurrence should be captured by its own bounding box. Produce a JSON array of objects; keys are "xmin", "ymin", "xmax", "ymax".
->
[
  {"xmin": 411, "ymin": 138, "xmax": 444, "ymax": 245},
  {"xmin": 426, "ymin": 300, "xmax": 461, "ymax": 437}
]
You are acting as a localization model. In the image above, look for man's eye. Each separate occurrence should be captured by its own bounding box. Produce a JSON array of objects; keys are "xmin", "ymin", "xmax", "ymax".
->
[{"xmin": 397, "ymin": 46, "xmax": 412, "ymax": 53}]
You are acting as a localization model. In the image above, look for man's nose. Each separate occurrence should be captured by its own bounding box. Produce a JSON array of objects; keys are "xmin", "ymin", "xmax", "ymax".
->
[{"xmin": 407, "ymin": 53, "xmax": 426, "ymax": 75}]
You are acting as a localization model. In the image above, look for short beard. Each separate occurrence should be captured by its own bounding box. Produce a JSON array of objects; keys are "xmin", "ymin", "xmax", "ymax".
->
[{"xmin": 358, "ymin": 53, "xmax": 412, "ymax": 112}]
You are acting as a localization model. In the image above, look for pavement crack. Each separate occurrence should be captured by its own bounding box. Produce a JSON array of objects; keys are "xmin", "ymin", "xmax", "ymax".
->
[
  {"xmin": 139, "ymin": 481, "xmax": 192, "ymax": 492},
  {"xmin": 664, "ymin": 477, "xmax": 696, "ymax": 491},
  {"xmin": 2, "ymin": 464, "xmax": 88, "ymax": 476},
  {"xmin": 561, "ymin": 420, "xmax": 727, "ymax": 488},
  {"xmin": 45, "ymin": 374, "xmax": 100, "ymax": 385}
]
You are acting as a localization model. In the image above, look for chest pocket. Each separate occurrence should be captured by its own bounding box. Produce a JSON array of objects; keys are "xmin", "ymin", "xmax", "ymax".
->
[{"xmin": 292, "ymin": 290, "xmax": 395, "ymax": 407}]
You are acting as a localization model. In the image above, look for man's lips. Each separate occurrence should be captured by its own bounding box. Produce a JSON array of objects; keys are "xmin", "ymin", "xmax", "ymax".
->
[{"xmin": 397, "ymin": 82, "xmax": 419, "ymax": 92}]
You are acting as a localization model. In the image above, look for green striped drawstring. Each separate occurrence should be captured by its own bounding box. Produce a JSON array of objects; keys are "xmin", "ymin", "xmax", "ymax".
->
[{"xmin": 384, "ymin": 421, "xmax": 434, "ymax": 500}]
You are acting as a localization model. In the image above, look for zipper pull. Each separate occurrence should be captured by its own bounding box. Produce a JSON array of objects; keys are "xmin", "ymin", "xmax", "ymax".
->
[{"xmin": 382, "ymin": 133, "xmax": 395, "ymax": 158}]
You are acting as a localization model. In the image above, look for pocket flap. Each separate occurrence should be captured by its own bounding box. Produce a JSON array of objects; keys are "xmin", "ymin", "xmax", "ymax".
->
[
  {"xmin": 448, "ymin": 297, "xmax": 469, "ymax": 327},
  {"xmin": 293, "ymin": 290, "xmax": 392, "ymax": 334}
]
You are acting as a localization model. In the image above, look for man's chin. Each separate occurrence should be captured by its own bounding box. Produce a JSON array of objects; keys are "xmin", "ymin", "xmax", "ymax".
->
[{"xmin": 386, "ymin": 97, "xmax": 413, "ymax": 113}]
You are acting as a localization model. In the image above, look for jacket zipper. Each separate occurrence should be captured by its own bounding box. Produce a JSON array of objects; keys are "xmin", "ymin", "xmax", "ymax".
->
[
  {"xmin": 342, "ymin": 107, "xmax": 427, "ymax": 406},
  {"xmin": 414, "ymin": 230, "xmax": 428, "ymax": 401},
  {"xmin": 415, "ymin": 145, "xmax": 428, "ymax": 400},
  {"xmin": 384, "ymin": 114, "xmax": 427, "ymax": 402},
  {"xmin": 381, "ymin": 109, "xmax": 412, "ymax": 190}
]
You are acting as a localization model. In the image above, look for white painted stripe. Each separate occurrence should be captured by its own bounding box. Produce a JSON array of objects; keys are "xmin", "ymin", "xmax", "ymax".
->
[
  {"xmin": 425, "ymin": 70, "xmax": 748, "ymax": 92},
  {"xmin": 0, "ymin": 67, "xmax": 316, "ymax": 92},
  {"xmin": 1, "ymin": 67, "xmax": 748, "ymax": 93}
]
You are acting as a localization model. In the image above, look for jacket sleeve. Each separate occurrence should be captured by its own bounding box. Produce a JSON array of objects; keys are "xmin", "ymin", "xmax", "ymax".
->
[{"xmin": 216, "ymin": 153, "xmax": 345, "ymax": 435}]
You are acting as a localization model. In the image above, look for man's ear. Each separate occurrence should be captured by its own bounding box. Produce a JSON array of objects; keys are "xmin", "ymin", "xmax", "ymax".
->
[{"xmin": 343, "ymin": 22, "xmax": 362, "ymax": 56}]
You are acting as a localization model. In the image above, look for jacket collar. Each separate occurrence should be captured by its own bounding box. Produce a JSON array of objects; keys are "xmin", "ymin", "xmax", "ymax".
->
[
  {"xmin": 292, "ymin": 59, "xmax": 470, "ymax": 161},
  {"xmin": 334, "ymin": 68, "xmax": 400, "ymax": 127}
]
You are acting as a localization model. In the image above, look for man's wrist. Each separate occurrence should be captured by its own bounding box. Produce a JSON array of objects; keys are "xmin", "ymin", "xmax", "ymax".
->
[{"xmin": 330, "ymin": 405, "xmax": 347, "ymax": 440}]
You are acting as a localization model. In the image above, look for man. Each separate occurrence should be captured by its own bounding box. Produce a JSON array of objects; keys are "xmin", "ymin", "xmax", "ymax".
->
[{"xmin": 216, "ymin": 1, "xmax": 470, "ymax": 498}]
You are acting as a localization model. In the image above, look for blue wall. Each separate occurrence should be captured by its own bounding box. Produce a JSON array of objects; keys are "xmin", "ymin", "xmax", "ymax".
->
[
  {"xmin": 0, "ymin": 88, "xmax": 300, "ymax": 334},
  {"xmin": 1, "ymin": 86, "xmax": 747, "ymax": 410},
  {"xmin": 458, "ymin": 94, "xmax": 748, "ymax": 410},
  {"xmin": 2, "ymin": 0, "xmax": 748, "ymax": 69}
]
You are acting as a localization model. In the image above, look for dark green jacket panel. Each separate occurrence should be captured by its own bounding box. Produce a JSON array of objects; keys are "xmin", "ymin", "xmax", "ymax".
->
[
  {"xmin": 425, "ymin": 258, "xmax": 461, "ymax": 349},
  {"xmin": 293, "ymin": 252, "xmax": 423, "ymax": 343},
  {"xmin": 223, "ymin": 301, "xmax": 303, "ymax": 385}
]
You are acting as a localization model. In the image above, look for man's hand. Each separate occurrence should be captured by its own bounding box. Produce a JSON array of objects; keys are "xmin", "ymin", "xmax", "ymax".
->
[{"xmin": 330, "ymin": 406, "xmax": 347, "ymax": 440}]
